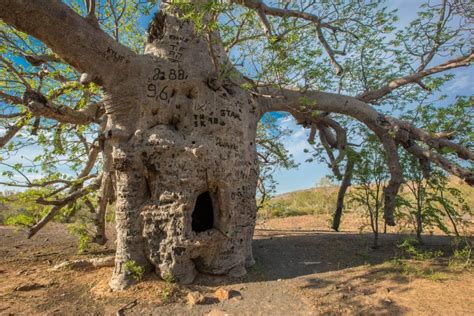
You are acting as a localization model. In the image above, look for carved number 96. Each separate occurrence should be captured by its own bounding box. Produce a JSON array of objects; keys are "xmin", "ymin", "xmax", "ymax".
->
[{"xmin": 147, "ymin": 84, "xmax": 168, "ymax": 100}]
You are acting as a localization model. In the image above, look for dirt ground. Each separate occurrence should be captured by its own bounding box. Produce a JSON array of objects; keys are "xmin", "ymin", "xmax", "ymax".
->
[{"xmin": 0, "ymin": 214, "xmax": 472, "ymax": 315}]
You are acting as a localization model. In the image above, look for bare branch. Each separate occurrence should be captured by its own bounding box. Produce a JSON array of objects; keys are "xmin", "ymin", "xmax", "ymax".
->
[
  {"xmin": 0, "ymin": 91, "xmax": 23, "ymax": 105},
  {"xmin": 315, "ymin": 26, "xmax": 343, "ymax": 75},
  {"xmin": 255, "ymin": 8, "xmax": 273, "ymax": 37},
  {"xmin": 359, "ymin": 52, "xmax": 474, "ymax": 102}
]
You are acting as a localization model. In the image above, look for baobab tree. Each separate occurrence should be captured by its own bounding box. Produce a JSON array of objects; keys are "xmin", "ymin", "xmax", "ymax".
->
[{"xmin": 0, "ymin": 0, "xmax": 472, "ymax": 290}]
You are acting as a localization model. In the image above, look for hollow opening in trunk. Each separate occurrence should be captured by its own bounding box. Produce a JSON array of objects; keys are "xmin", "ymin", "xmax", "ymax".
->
[{"xmin": 192, "ymin": 191, "xmax": 214, "ymax": 232}]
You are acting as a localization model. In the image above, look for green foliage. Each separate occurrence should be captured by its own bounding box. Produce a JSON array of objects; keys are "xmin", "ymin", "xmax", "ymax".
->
[
  {"xmin": 124, "ymin": 260, "xmax": 145, "ymax": 282},
  {"xmin": 448, "ymin": 238, "xmax": 472, "ymax": 271},
  {"xmin": 160, "ymin": 271, "xmax": 180, "ymax": 303},
  {"xmin": 348, "ymin": 134, "xmax": 389, "ymax": 247},
  {"xmin": 390, "ymin": 237, "xmax": 446, "ymax": 280},
  {"xmin": 3, "ymin": 213, "xmax": 35, "ymax": 227},
  {"xmin": 68, "ymin": 223, "xmax": 91, "ymax": 254},
  {"xmin": 397, "ymin": 237, "xmax": 443, "ymax": 261},
  {"xmin": 396, "ymin": 98, "xmax": 473, "ymax": 240},
  {"xmin": 0, "ymin": 189, "xmax": 52, "ymax": 226},
  {"xmin": 391, "ymin": 237, "xmax": 471, "ymax": 280}
]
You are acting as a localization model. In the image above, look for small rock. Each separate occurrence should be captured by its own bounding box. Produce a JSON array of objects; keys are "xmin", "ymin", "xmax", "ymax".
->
[
  {"xmin": 214, "ymin": 288, "xmax": 231, "ymax": 301},
  {"xmin": 383, "ymin": 298, "xmax": 392, "ymax": 305},
  {"xmin": 187, "ymin": 291, "xmax": 205, "ymax": 305}
]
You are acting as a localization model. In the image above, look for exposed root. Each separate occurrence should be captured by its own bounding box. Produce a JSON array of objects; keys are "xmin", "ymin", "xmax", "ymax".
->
[{"xmin": 50, "ymin": 255, "xmax": 115, "ymax": 271}]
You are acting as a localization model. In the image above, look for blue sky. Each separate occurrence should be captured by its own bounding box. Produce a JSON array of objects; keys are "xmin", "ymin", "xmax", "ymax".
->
[{"xmin": 1, "ymin": 0, "xmax": 472, "ymax": 194}]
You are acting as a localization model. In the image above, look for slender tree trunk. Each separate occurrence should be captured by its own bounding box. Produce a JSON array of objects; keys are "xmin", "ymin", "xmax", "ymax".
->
[
  {"xmin": 416, "ymin": 193, "xmax": 423, "ymax": 244},
  {"xmin": 332, "ymin": 155, "xmax": 354, "ymax": 231}
]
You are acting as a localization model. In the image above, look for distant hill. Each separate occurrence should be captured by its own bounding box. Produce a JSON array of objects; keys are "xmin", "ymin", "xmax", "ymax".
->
[{"xmin": 260, "ymin": 177, "xmax": 474, "ymax": 220}]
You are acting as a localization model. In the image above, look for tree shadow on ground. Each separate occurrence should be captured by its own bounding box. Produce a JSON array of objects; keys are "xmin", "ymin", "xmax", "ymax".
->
[{"xmin": 195, "ymin": 229, "xmax": 455, "ymax": 286}]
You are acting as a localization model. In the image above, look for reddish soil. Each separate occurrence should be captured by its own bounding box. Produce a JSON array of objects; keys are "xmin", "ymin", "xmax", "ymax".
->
[{"xmin": 0, "ymin": 214, "xmax": 472, "ymax": 315}]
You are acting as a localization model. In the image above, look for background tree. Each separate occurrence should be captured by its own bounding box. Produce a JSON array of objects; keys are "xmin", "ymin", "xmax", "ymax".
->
[{"xmin": 348, "ymin": 133, "xmax": 389, "ymax": 248}]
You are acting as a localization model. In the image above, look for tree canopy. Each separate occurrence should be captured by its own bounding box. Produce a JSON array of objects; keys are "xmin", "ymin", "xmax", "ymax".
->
[{"xmin": 0, "ymin": 0, "xmax": 472, "ymax": 244}]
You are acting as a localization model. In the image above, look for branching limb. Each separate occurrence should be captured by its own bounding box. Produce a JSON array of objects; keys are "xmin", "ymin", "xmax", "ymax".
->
[
  {"xmin": 255, "ymin": 86, "xmax": 473, "ymax": 224},
  {"xmin": 388, "ymin": 117, "xmax": 474, "ymax": 160},
  {"xmin": 358, "ymin": 51, "xmax": 473, "ymax": 103},
  {"xmin": 23, "ymin": 91, "xmax": 103, "ymax": 125},
  {"xmin": 315, "ymin": 26, "xmax": 343, "ymax": 75},
  {"xmin": 28, "ymin": 176, "xmax": 102, "ymax": 238},
  {"xmin": 233, "ymin": 0, "xmax": 345, "ymax": 75},
  {"xmin": 403, "ymin": 142, "xmax": 474, "ymax": 185},
  {"xmin": 0, "ymin": 115, "xmax": 28, "ymax": 149}
]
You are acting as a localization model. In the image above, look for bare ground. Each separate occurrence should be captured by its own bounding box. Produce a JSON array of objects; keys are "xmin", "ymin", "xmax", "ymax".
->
[{"xmin": 0, "ymin": 214, "xmax": 472, "ymax": 315}]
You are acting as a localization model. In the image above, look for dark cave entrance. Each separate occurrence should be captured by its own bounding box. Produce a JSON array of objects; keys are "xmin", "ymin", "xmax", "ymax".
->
[{"xmin": 192, "ymin": 191, "xmax": 214, "ymax": 233}]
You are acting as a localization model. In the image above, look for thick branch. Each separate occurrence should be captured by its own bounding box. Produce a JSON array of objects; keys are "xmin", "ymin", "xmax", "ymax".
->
[
  {"xmin": 403, "ymin": 143, "xmax": 474, "ymax": 185},
  {"xmin": 0, "ymin": 0, "xmax": 136, "ymax": 86},
  {"xmin": 24, "ymin": 54, "xmax": 62, "ymax": 67},
  {"xmin": 389, "ymin": 117, "xmax": 474, "ymax": 160},
  {"xmin": 23, "ymin": 91, "xmax": 103, "ymax": 125}
]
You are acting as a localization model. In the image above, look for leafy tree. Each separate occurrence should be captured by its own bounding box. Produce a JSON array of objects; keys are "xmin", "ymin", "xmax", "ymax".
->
[
  {"xmin": 0, "ymin": 0, "xmax": 472, "ymax": 288},
  {"xmin": 349, "ymin": 133, "xmax": 389, "ymax": 248}
]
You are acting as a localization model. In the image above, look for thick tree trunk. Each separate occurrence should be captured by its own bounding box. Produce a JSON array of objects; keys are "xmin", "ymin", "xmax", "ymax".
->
[{"xmin": 105, "ymin": 8, "xmax": 259, "ymax": 289}]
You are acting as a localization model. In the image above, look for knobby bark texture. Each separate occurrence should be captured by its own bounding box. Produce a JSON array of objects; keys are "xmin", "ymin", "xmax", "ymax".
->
[
  {"xmin": 104, "ymin": 7, "xmax": 260, "ymax": 288},
  {"xmin": 1, "ymin": 0, "xmax": 473, "ymax": 290}
]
